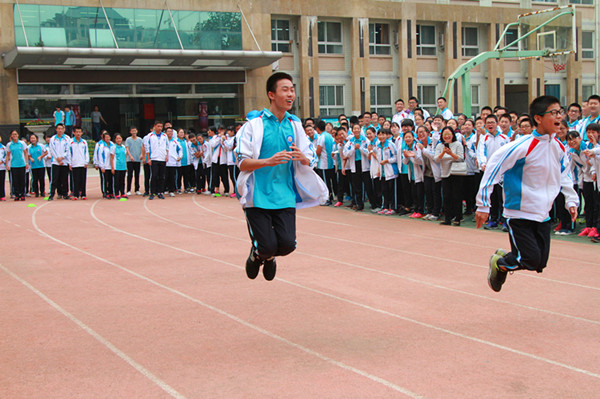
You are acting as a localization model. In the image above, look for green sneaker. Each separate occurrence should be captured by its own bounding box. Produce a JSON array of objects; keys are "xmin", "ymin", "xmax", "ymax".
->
[
  {"xmin": 488, "ymin": 254, "xmax": 507, "ymax": 292},
  {"xmin": 495, "ymin": 248, "xmax": 508, "ymax": 257}
]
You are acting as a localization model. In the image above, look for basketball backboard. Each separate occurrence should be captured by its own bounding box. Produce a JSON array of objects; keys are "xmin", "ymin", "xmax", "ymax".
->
[{"xmin": 518, "ymin": 6, "xmax": 575, "ymax": 55}]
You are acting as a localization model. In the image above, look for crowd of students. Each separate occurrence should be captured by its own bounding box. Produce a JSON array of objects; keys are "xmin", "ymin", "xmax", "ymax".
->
[
  {"xmin": 0, "ymin": 120, "xmax": 243, "ymax": 202},
  {"xmin": 302, "ymin": 95, "xmax": 600, "ymax": 243},
  {"xmin": 2, "ymin": 94, "xmax": 600, "ymax": 243}
]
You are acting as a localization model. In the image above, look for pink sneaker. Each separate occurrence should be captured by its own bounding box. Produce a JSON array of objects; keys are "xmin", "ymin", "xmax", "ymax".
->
[
  {"xmin": 334, "ymin": 201, "xmax": 343, "ymax": 207},
  {"xmin": 587, "ymin": 227, "xmax": 598, "ymax": 238},
  {"xmin": 412, "ymin": 212, "xmax": 424, "ymax": 218},
  {"xmin": 408, "ymin": 212, "xmax": 417, "ymax": 218},
  {"xmin": 377, "ymin": 209, "xmax": 388, "ymax": 214},
  {"xmin": 578, "ymin": 227, "xmax": 591, "ymax": 237},
  {"xmin": 384, "ymin": 209, "xmax": 396, "ymax": 215}
]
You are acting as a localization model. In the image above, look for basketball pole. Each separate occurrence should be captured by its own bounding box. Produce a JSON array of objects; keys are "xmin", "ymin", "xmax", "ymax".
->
[{"xmin": 440, "ymin": 6, "xmax": 575, "ymax": 118}]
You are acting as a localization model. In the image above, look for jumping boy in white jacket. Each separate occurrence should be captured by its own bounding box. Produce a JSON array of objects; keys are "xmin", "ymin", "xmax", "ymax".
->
[
  {"xmin": 476, "ymin": 96, "xmax": 579, "ymax": 292},
  {"xmin": 235, "ymin": 72, "xmax": 327, "ymax": 281}
]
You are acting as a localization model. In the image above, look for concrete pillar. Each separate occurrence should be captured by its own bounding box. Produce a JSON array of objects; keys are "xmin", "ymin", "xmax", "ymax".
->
[
  {"xmin": 397, "ymin": 6, "xmax": 417, "ymax": 102},
  {"xmin": 298, "ymin": 16, "xmax": 319, "ymax": 118},
  {"xmin": 350, "ymin": 18, "xmax": 370, "ymax": 114},
  {"xmin": 241, "ymin": 9, "xmax": 272, "ymax": 116},
  {"xmin": 0, "ymin": 3, "xmax": 20, "ymax": 141}
]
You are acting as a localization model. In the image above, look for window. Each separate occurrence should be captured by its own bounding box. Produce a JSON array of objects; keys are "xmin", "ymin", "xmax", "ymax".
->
[
  {"xmin": 471, "ymin": 85, "xmax": 480, "ymax": 116},
  {"xmin": 417, "ymin": 85, "xmax": 437, "ymax": 115},
  {"xmin": 370, "ymin": 85, "xmax": 393, "ymax": 117},
  {"xmin": 271, "ymin": 19, "xmax": 290, "ymax": 53},
  {"xmin": 569, "ymin": 0, "xmax": 593, "ymax": 4},
  {"xmin": 462, "ymin": 27, "xmax": 479, "ymax": 57},
  {"xmin": 318, "ymin": 21, "xmax": 343, "ymax": 54},
  {"xmin": 369, "ymin": 23, "xmax": 391, "ymax": 55},
  {"xmin": 583, "ymin": 85, "xmax": 595, "ymax": 102},
  {"xmin": 416, "ymin": 25, "xmax": 436, "ymax": 56},
  {"xmin": 582, "ymin": 31, "xmax": 594, "ymax": 59},
  {"xmin": 319, "ymin": 85, "xmax": 344, "ymax": 116},
  {"xmin": 505, "ymin": 28, "xmax": 519, "ymax": 51}
]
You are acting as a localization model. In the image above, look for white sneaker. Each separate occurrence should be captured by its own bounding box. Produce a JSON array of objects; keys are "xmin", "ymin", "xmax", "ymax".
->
[
  {"xmin": 169, "ymin": 192, "xmax": 175, "ymax": 197},
  {"xmin": 135, "ymin": 191, "xmax": 142, "ymax": 195},
  {"xmin": 202, "ymin": 191, "xmax": 211, "ymax": 195},
  {"xmin": 126, "ymin": 191, "xmax": 131, "ymax": 196}
]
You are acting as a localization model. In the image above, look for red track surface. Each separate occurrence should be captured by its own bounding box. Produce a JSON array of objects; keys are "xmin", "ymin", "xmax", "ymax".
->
[{"xmin": 2, "ymin": 177, "xmax": 599, "ymax": 398}]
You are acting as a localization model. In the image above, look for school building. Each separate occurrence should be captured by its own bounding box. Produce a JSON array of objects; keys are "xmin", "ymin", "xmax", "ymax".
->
[{"xmin": 0, "ymin": 0, "xmax": 597, "ymax": 140}]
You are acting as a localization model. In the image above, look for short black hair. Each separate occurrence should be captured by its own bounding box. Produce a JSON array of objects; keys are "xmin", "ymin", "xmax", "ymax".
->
[
  {"xmin": 395, "ymin": 98, "xmax": 404, "ymax": 104},
  {"xmin": 437, "ymin": 96, "xmax": 447, "ymax": 102},
  {"xmin": 567, "ymin": 103, "xmax": 582, "ymax": 113},
  {"xmin": 566, "ymin": 130, "xmax": 580, "ymax": 140},
  {"xmin": 316, "ymin": 120, "xmax": 326, "ymax": 131},
  {"xmin": 129, "ymin": 126, "xmax": 138, "ymax": 131},
  {"xmin": 587, "ymin": 94, "xmax": 600, "ymax": 103},
  {"xmin": 266, "ymin": 72, "xmax": 293, "ymax": 98},
  {"xmin": 586, "ymin": 123, "xmax": 600, "ymax": 133},
  {"xmin": 154, "ymin": 120, "xmax": 163, "ymax": 126},
  {"xmin": 481, "ymin": 106, "xmax": 493, "ymax": 113},
  {"xmin": 401, "ymin": 119, "xmax": 415, "ymax": 128},
  {"xmin": 408, "ymin": 96, "xmax": 419, "ymax": 103},
  {"xmin": 529, "ymin": 95, "xmax": 560, "ymax": 126},
  {"xmin": 485, "ymin": 115, "xmax": 498, "ymax": 123},
  {"xmin": 499, "ymin": 114, "xmax": 511, "ymax": 122},
  {"xmin": 518, "ymin": 118, "xmax": 532, "ymax": 127},
  {"xmin": 56, "ymin": 123, "xmax": 65, "ymax": 128},
  {"xmin": 349, "ymin": 115, "xmax": 359, "ymax": 124}
]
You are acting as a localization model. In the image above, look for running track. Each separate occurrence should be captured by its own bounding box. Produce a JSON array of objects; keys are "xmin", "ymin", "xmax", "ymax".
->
[{"xmin": 1, "ymin": 178, "xmax": 599, "ymax": 398}]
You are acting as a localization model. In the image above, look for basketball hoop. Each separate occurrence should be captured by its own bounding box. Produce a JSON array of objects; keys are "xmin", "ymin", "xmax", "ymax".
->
[{"xmin": 551, "ymin": 53, "xmax": 569, "ymax": 73}]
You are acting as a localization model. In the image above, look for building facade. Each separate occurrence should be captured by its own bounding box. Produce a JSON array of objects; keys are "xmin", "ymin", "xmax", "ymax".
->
[{"xmin": 0, "ymin": 0, "xmax": 597, "ymax": 140}]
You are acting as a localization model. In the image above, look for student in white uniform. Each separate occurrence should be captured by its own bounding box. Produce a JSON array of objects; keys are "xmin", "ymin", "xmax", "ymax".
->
[
  {"xmin": 99, "ymin": 131, "xmax": 115, "ymax": 199},
  {"xmin": 165, "ymin": 127, "xmax": 182, "ymax": 197},
  {"xmin": 236, "ymin": 72, "xmax": 326, "ymax": 281},
  {"xmin": 48, "ymin": 124, "xmax": 72, "ymax": 200},
  {"xmin": 69, "ymin": 127, "xmax": 89, "ymax": 200},
  {"xmin": 479, "ymin": 96, "xmax": 578, "ymax": 292}
]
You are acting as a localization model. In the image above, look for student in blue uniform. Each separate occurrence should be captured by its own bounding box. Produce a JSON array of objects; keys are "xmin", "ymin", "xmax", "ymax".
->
[
  {"xmin": 477, "ymin": 96, "xmax": 579, "ymax": 292},
  {"xmin": 235, "ymin": 72, "xmax": 327, "ymax": 281},
  {"xmin": 111, "ymin": 133, "xmax": 128, "ymax": 199},
  {"xmin": 6, "ymin": 130, "xmax": 29, "ymax": 201},
  {"xmin": 27, "ymin": 133, "xmax": 47, "ymax": 197}
]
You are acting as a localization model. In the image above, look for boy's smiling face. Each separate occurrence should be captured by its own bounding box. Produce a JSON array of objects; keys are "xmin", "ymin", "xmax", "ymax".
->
[{"xmin": 534, "ymin": 103, "xmax": 562, "ymax": 135}]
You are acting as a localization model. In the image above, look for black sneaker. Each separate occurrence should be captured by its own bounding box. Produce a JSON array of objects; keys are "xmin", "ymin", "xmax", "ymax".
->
[
  {"xmin": 263, "ymin": 257, "xmax": 277, "ymax": 281},
  {"xmin": 245, "ymin": 248, "xmax": 262, "ymax": 279},
  {"xmin": 149, "ymin": 194, "xmax": 155, "ymax": 200},
  {"xmin": 487, "ymin": 254, "xmax": 507, "ymax": 292},
  {"xmin": 157, "ymin": 193, "xmax": 165, "ymax": 199},
  {"xmin": 47, "ymin": 196, "xmax": 54, "ymax": 201}
]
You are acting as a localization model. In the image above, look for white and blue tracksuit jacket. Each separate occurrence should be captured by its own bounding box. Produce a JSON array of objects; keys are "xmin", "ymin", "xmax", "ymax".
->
[{"xmin": 477, "ymin": 131, "xmax": 579, "ymax": 222}]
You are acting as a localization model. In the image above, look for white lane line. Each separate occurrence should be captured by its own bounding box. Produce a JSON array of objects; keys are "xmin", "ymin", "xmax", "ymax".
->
[
  {"xmin": 96, "ymin": 200, "xmax": 600, "ymax": 380},
  {"xmin": 31, "ymin": 201, "xmax": 422, "ymax": 398},
  {"xmin": 0, "ymin": 262, "xmax": 185, "ymax": 399},
  {"xmin": 191, "ymin": 198, "xmax": 600, "ymax": 292},
  {"xmin": 151, "ymin": 199, "xmax": 600, "ymax": 326},
  {"xmin": 194, "ymin": 196, "xmax": 600, "ymax": 266}
]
